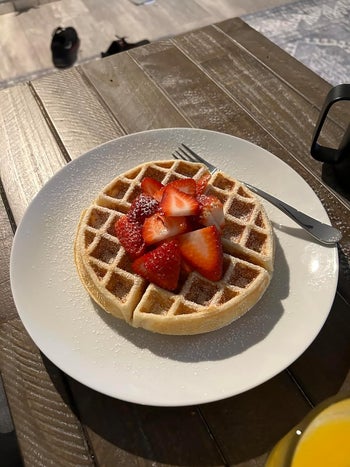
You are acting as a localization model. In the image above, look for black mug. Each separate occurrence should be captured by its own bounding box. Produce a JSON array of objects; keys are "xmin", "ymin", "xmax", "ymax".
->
[{"xmin": 311, "ymin": 83, "xmax": 350, "ymax": 191}]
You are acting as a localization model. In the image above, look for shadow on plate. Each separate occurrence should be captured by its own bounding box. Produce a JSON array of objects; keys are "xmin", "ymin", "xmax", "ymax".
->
[
  {"xmin": 95, "ymin": 236, "xmax": 288, "ymax": 363},
  {"xmin": 271, "ymin": 220, "xmax": 340, "ymax": 246}
]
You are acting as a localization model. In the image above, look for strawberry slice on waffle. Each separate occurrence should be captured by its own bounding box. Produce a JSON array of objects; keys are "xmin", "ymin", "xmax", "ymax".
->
[
  {"xmin": 160, "ymin": 185, "xmax": 199, "ymax": 217},
  {"xmin": 178, "ymin": 225, "xmax": 223, "ymax": 281},
  {"xmin": 142, "ymin": 213, "xmax": 188, "ymax": 245},
  {"xmin": 132, "ymin": 239, "xmax": 181, "ymax": 291}
]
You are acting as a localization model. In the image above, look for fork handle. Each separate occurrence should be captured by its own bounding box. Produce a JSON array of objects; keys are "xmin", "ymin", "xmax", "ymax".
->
[{"xmin": 244, "ymin": 183, "xmax": 342, "ymax": 245}]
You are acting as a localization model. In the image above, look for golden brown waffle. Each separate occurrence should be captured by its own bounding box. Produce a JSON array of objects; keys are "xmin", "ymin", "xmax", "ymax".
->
[{"xmin": 74, "ymin": 160, "xmax": 274, "ymax": 335}]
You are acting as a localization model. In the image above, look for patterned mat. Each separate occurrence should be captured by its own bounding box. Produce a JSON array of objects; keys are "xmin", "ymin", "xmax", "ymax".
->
[{"xmin": 242, "ymin": 0, "xmax": 350, "ymax": 85}]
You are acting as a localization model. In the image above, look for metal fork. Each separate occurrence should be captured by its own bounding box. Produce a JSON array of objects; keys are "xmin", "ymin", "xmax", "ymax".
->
[{"xmin": 173, "ymin": 143, "xmax": 342, "ymax": 245}]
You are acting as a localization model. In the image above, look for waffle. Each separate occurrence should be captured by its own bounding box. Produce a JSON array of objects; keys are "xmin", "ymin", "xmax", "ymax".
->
[{"xmin": 74, "ymin": 160, "xmax": 274, "ymax": 335}]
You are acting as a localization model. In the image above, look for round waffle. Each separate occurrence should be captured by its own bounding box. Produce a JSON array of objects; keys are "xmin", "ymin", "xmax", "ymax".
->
[{"xmin": 74, "ymin": 160, "xmax": 274, "ymax": 335}]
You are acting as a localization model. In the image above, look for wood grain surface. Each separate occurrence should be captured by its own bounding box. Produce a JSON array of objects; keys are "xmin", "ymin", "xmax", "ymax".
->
[
  {"xmin": 0, "ymin": 84, "xmax": 66, "ymax": 224},
  {"xmin": 0, "ymin": 17, "xmax": 349, "ymax": 467},
  {"xmin": 31, "ymin": 68, "xmax": 125, "ymax": 160}
]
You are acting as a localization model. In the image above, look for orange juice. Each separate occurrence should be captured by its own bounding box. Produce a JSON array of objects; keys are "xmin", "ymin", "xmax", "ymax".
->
[
  {"xmin": 266, "ymin": 396, "xmax": 350, "ymax": 467},
  {"xmin": 291, "ymin": 399, "xmax": 350, "ymax": 467}
]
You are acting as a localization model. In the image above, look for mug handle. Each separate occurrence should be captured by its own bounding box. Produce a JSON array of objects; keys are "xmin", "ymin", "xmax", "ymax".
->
[{"xmin": 311, "ymin": 83, "xmax": 350, "ymax": 163}]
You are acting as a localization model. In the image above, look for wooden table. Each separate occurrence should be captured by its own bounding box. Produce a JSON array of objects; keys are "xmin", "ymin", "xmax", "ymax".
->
[{"xmin": 1, "ymin": 17, "xmax": 350, "ymax": 466}]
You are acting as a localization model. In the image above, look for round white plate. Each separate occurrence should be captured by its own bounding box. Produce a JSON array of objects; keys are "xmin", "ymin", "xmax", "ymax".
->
[{"xmin": 10, "ymin": 128, "xmax": 338, "ymax": 406}]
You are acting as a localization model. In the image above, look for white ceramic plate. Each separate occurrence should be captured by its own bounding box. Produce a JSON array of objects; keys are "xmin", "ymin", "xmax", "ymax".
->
[{"xmin": 10, "ymin": 128, "xmax": 338, "ymax": 406}]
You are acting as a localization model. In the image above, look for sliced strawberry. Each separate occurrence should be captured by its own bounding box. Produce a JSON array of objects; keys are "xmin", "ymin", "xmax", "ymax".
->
[
  {"xmin": 153, "ymin": 185, "xmax": 166, "ymax": 202},
  {"xmin": 128, "ymin": 193, "xmax": 159, "ymax": 224},
  {"xmin": 115, "ymin": 215, "xmax": 146, "ymax": 259},
  {"xmin": 197, "ymin": 194, "xmax": 225, "ymax": 230},
  {"xmin": 180, "ymin": 258, "xmax": 194, "ymax": 275},
  {"xmin": 132, "ymin": 239, "xmax": 181, "ymax": 291},
  {"xmin": 178, "ymin": 225, "xmax": 223, "ymax": 281},
  {"xmin": 196, "ymin": 173, "xmax": 211, "ymax": 195},
  {"xmin": 160, "ymin": 185, "xmax": 199, "ymax": 217},
  {"xmin": 141, "ymin": 177, "xmax": 164, "ymax": 201},
  {"xmin": 153, "ymin": 178, "xmax": 196, "ymax": 201},
  {"xmin": 142, "ymin": 213, "xmax": 188, "ymax": 245},
  {"xmin": 166, "ymin": 178, "xmax": 197, "ymax": 196}
]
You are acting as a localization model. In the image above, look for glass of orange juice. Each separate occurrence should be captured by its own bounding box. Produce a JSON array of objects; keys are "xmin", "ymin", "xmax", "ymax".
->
[{"xmin": 265, "ymin": 393, "xmax": 350, "ymax": 467}]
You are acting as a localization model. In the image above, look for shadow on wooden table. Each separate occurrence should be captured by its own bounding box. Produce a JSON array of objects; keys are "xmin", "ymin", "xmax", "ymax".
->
[
  {"xmin": 290, "ymin": 289, "xmax": 350, "ymax": 402},
  {"xmin": 320, "ymin": 163, "xmax": 350, "ymax": 203},
  {"xmin": 49, "ymin": 370, "xmax": 307, "ymax": 466},
  {"xmin": 0, "ymin": 431, "xmax": 23, "ymax": 467}
]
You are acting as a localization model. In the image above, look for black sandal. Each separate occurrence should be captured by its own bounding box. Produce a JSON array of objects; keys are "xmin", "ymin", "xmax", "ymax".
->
[
  {"xmin": 101, "ymin": 37, "xmax": 149, "ymax": 57},
  {"xmin": 51, "ymin": 27, "xmax": 80, "ymax": 68}
]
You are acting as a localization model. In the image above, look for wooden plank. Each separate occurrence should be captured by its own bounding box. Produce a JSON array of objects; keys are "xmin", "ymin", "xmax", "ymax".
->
[
  {"xmin": 82, "ymin": 52, "xmax": 190, "ymax": 133},
  {"xmin": 0, "ymin": 84, "xmax": 66, "ymax": 224},
  {"xmin": 290, "ymin": 292, "xmax": 350, "ymax": 404},
  {"xmin": 0, "ymin": 197, "xmax": 17, "ymax": 324},
  {"xmin": 67, "ymin": 378, "xmax": 226, "ymax": 466},
  {"xmin": 171, "ymin": 24, "xmax": 345, "ymax": 179},
  {"xmin": 0, "ymin": 68, "xmax": 124, "ymax": 216},
  {"xmin": 31, "ymin": 67, "xmax": 124, "ymax": 160},
  {"xmin": 217, "ymin": 18, "xmax": 350, "ymax": 129},
  {"xmin": 0, "ymin": 318, "xmax": 94, "ymax": 466},
  {"xmin": 127, "ymin": 40, "xmax": 269, "ymax": 139},
  {"xmin": 200, "ymin": 373, "xmax": 311, "ymax": 466},
  {"xmin": 201, "ymin": 20, "xmax": 350, "ymax": 202}
]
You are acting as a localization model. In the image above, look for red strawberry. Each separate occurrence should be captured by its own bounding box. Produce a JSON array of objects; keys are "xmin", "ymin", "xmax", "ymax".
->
[
  {"xmin": 141, "ymin": 177, "xmax": 164, "ymax": 201},
  {"xmin": 197, "ymin": 194, "xmax": 225, "ymax": 230},
  {"xmin": 160, "ymin": 186, "xmax": 199, "ymax": 217},
  {"xmin": 153, "ymin": 185, "xmax": 166, "ymax": 202},
  {"xmin": 132, "ymin": 240, "xmax": 181, "ymax": 291},
  {"xmin": 178, "ymin": 226, "xmax": 223, "ymax": 281},
  {"xmin": 180, "ymin": 258, "xmax": 194, "ymax": 275},
  {"xmin": 165, "ymin": 178, "xmax": 197, "ymax": 196},
  {"xmin": 115, "ymin": 215, "xmax": 146, "ymax": 259},
  {"xmin": 196, "ymin": 173, "xmax": 211, "ymax": 195},
  {"xmin": 128, "ymin": 193, "xmax": 159, "ymax": 224},
  {"xmin": 142, "ymin": 213, "xmax": 188, "ymax": 245},
  {"xmin": 152, "ymin": 178, "xmax": 196, "ymax": 202}
]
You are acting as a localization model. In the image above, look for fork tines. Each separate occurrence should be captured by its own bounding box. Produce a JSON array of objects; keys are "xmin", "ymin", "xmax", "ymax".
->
[
  {"xmin": 173, "ymin": 144, "xmax": 198, "ymax": 164},
  {"xmin": 173, "ymin": 144, "xmax": 217, "ymax": 174}
]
